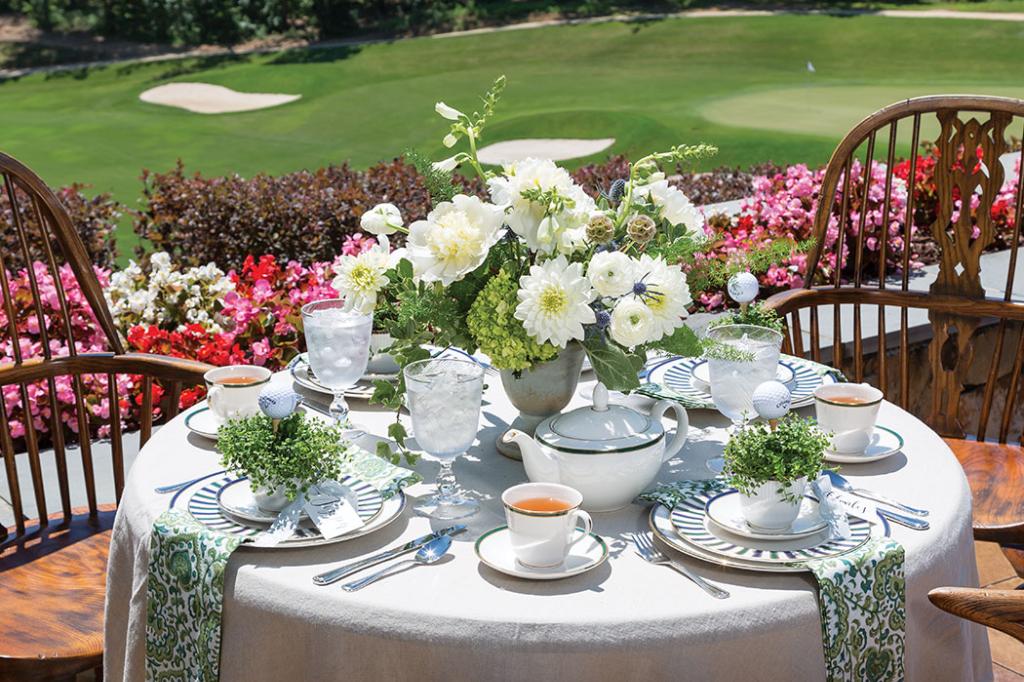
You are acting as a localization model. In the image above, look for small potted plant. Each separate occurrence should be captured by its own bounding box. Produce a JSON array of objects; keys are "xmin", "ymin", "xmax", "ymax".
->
[
  {"xmin": 723, "ymin": 414, "xmax": 830, "ymax": 530},
  {"xmin": 217, "ymin": 412, "xmax": 348, "ymax": 511}
]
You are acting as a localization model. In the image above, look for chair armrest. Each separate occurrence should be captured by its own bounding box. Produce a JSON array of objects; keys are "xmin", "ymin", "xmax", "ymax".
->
[{"xmin": 929, "ymin": 586, "xmax": 1024, "ymax": 643}]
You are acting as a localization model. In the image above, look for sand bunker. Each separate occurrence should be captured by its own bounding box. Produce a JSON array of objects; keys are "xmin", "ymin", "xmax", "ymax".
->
[
  {"xmin": 139, "ymin": 82, "xmax": 300, "ymax": 114},
  {"xmin": 477, "ymin": 138, "xmax": 615, "ymax": 165}
]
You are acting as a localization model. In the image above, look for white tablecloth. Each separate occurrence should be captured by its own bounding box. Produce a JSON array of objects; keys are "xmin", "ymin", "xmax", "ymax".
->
[{"xmin": 104, "ymin": 371, "xmax": 992, "ymax": 681}]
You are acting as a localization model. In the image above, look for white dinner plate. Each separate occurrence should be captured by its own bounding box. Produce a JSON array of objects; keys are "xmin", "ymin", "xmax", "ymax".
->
[
  {"xmin": 184, "ymin": 406, "xmax": 220, "ymax": 440},
  {"xmin": 704, "ymin": 490, "xmax": 827, "ymax": 541},
  {"xmin": 824, "ymin": 425, "xmax": 905, "ymax": 464},
  {"xmin": 475, "ymin": 526, "xmax": 608, "ymax": 580},
  {"xmin": 216, "ymin": 476, "xmax": 384, "ymax": 528},
  {"xmin": 689, "ymin": 359, "xmax": 796, "ymax": 390}
]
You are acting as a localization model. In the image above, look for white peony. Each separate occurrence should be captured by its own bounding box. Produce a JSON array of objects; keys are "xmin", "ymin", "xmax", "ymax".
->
[
  {"xmin": 632, "ymin": 254, "xmax": 692, "ymax": 341},
  {"xmin": 609, "ymin": 297, "xmax": 655, "ymax": 348},
  {"xmin": 641, "ymin": 179, "xmax": 705, "ymax": 236},
  {"xmin": 587, "ymin": 251, "xmax": 636, "ymax": 298},
  {"xmin": 514, "ymin": 255, "xmax": 596, "ymax": 347},
  {"xmin": 360, "ymin": 203, "xmax": 404, "ymax": 236},
  {"xmin": 406, "ymin": 194, "xmax": 504, "ymax": 286},
  {"xmin": 487, "ymin": 158, "xmax": 595, "ymax": 254},
  {"xmin": 331, "ymin": 236, "xmax": 402, "ymax": 314}
]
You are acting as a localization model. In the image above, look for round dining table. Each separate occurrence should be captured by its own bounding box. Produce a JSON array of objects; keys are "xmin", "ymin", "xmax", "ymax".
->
[{"xmin": 104, "ymin": 368, "xmax": 992, "ymax": 681}]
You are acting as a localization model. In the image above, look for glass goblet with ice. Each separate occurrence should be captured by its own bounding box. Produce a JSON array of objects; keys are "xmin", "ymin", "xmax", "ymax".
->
[
  {"xmin": 404, "ymin": 357, "xmax": 485, "ymax": 520},
  {"xmin": 705, "ymin": 323, "xmax": 783, "ymax": 472},
  {"xmin": 300, "ymin": 299, "xmax": 373, "ymax": 432}
]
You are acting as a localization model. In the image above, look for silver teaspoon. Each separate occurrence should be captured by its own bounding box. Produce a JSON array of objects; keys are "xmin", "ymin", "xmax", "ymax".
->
[{"xmin": 341, "ymin": 535, "xmax": 452, "ymax": 592}]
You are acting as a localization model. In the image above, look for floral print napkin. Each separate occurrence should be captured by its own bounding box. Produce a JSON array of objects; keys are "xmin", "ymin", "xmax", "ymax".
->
[
  {"xmin": 145, "ymin": 447, "xmax": 420, "ymax": 681},
  {"xmin": 637, "ymin": 480, "xmax": 905, "ymax": 682}
]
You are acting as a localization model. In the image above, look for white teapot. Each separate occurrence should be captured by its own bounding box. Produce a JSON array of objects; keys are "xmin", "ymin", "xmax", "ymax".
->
[{"xmin": 502, "ymin": 384, "xmax": 688, "ymax": 512}]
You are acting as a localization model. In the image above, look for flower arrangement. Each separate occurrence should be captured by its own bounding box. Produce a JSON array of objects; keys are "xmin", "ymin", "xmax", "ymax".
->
[
  {"xmin": 332, "ymin": 76, "xmax": 720, "ymax": 403},
  {"xmin": 217, "ymin": 412, "xmax": 348, "ymax": 501},
  {"xmin": 723, "ymin": 415, "xmax": 830, "ymax": 502}
]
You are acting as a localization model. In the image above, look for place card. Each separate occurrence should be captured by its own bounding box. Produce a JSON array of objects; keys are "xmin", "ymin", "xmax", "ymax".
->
[
  {"xmin": 823, "ymin": 489, "xmax": 881, "ymax": 526},
  {"xmin": 305, "ymin": 481, "xmax": 364, "ymax": 539}
]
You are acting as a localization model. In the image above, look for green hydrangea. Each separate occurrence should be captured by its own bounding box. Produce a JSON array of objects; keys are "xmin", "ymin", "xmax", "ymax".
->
[{"xmin": 467, "ymin": 267, "xmax": 559, "ymax": 371}]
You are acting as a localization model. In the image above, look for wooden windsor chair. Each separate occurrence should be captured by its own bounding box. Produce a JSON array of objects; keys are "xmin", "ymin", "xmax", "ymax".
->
[
  {"xmin": 763, "ymin": 96, "xmax": 1024, "ymax": 564},
  {"xmin": 929, "ymin": 586, "xmax": 1024, "ymax": 644},
  {"xmin": 0, "ymin": 152, "xmax": 212, "ymax": 680}
]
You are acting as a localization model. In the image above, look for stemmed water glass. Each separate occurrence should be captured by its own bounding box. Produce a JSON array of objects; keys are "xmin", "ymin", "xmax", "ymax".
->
[
  {"xmin": 301, "ymin": 299, "xmax": 373, "ymax": 433},
  {"xmin": 705, "ymin": 323, "xmax": 783, "ymax": 473},
  {"xmin": 404, "ymin": 357, "xmax": 485, "ymax": 520}
]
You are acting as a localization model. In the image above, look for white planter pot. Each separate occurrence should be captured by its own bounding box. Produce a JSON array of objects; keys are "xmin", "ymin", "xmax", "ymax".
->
[
  {"xmin": 252, "ymin": 483, "xmax": 292, "ymax": 512},
  {"xmin": 366, "ymin": 332, "xmax": 400, "ymax": 375},
  {"xmin": 739, "ymin": 478, "xmax": 807, "ymax": 530}
]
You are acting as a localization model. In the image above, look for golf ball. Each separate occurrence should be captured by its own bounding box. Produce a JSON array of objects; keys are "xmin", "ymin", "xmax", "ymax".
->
[
  {"xmin": 752, "ymin": 380, "xmax": 792, "ymax": 420},
  {"xmin": 258, "ymin": 385, "xmax": 303, "ymax": 419},
  {"xmin": 727, "ymin": 271, "xmax": 759, "ymax": 304}
]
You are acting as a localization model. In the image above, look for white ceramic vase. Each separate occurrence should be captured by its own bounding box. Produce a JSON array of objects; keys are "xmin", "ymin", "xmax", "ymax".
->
[
  {"xmin": 252, "ymin": 483, "xmax": 292, "ymax": 512},
  {"xmin": 739, "ymin": 478, "xmax": 807, "ymax": 530}
]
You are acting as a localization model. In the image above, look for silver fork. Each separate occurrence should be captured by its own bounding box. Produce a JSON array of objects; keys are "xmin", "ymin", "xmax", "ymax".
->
[{"xmin": 628, "ymin": 531, "xmax": 730, "ymax": 600}]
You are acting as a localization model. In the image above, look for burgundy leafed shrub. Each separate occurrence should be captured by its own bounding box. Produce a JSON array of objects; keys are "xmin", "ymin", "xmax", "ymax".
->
[
  {"xmin": 0, "ymin": 183, "xmax": 122, "ymax": 270},
  {"xmin": 133, "ymin": 159, "xmax": 437, "ymax": 269}
]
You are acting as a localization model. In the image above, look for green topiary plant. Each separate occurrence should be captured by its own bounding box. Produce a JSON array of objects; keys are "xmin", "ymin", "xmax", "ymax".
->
[
  {"xmin": 723, "ymin": 414, "xmax": 831, "ymax": 502},
  {"xmin": 217, "ymin": 412, "xmax": 348, "ymax": 500},
  {"xmin": 708, "ymin": 301, "xmax": 784, "ymax": 332}
]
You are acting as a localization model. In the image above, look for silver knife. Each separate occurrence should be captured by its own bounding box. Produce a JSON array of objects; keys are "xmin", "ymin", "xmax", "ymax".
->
[{"xmin": 312, "ymin": 525, "xmax": 467, "ymax": 585}]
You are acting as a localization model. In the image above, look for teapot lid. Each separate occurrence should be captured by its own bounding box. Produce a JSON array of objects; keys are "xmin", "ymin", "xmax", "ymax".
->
[{"xmin": 535, "ymin": 384, "xmax": 664, "ymax": 453}]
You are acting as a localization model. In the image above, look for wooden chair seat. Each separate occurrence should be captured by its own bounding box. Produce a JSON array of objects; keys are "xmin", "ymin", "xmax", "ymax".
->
[
  {"xmin": 945, "ymin": 438, "xmax": 1024, "ymax": 544},
  {"xmin": 0, "ymin": 505, "xmax": 115, "ymax": 681}
]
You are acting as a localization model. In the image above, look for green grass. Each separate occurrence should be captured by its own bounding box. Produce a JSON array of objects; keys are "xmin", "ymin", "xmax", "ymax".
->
[{"xmin": 1, "ymin": 13, "xmax": 1023, "ymax": 255}]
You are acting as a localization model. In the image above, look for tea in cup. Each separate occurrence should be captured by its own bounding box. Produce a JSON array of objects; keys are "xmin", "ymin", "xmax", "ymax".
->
[
  {"xmin": 814, "ymin": 383, "xmax": 883, "ymax": 454},
  {"xmin": 204, "ymin": 365, "xmax": 273, "ymax": 425},
  {"xmin": 502, "ymin": 483, "xmax": 592, "ymax": 568}
]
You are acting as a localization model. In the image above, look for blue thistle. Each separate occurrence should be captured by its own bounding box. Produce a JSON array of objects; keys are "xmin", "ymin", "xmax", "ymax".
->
[
  {"xmin": 595, "ymin": 309, "xmax": 611, "ymax": 329},
  {"xmin": 609, "ymin": 179, "xmax": 626, "ymax": 204}
]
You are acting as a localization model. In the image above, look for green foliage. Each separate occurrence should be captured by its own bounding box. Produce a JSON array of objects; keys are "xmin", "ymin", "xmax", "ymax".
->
[
  {"xmin": 687, "ymin": 238, "xmax": 814, "ymax": 294},
  {"xmin": 723, "ymin": 415, "xmax": 831, "ymax": 499},
  {"xmin": 708, "ymin": 302, "xmax": 784, "ymax": 332},
  {"xmin": 581, "ymin": 336, "xmax": 645, "ymax": 392},
  {"xmin": 217, "ymin": 412, "xmax": 347, "ymax": 500},
  {"xmin": 404, "ymin": 148, "xmax": 457, "ymax": 204},
  {"xmin": 700, "ymin": 338, "xmax": 756, "ymax": 363},
  {"xmin": 466, "ymin": 267, "xmax": 559, "ymax": 371}
]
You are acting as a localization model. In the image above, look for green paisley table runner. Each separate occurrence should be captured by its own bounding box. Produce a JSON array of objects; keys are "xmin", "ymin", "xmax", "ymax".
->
[
  {"xmin": 639, "ymin": 480, "xmax": 906, "ymax": 682},
  {"xmin": 145, "ymin": 447, "xmax": 421, "ymax": 682}
]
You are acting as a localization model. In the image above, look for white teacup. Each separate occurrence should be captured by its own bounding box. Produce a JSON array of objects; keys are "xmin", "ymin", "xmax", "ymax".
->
[
  {"xmin": 502, "ymin": 483, "xmax": 593, "ymax": 568},
  {"xmin": 814, "ymin": 383, "xmax": 883, "ymax": 454},
  {"xmin": 204, "ymin": 365, "xmax": 273, "ymax": 425}
]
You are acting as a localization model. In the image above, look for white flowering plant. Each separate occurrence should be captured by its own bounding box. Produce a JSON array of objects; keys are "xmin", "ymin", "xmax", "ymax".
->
[
  {"xmin": 105, "ymin": 251, "xmax": 234, "ymax": 333},
  {"xmin": 331, "ymin": 75, "xmax": 722, "ymax": 449}
]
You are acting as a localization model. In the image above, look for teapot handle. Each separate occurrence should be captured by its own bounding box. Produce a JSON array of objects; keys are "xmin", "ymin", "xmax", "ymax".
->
[{"xmin": 651, "ymin": 400, "xmax": 688, "ymax": 463}]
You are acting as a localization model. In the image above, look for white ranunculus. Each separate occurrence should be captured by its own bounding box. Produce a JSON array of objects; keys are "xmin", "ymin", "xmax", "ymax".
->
[
  {"xmin": 433, "ymin": 155, "xmax": 459, "ymax": 173},
  {"xmin": 632, "ymin": 254, "xmax": 692, "ymax": 342},
  {"xmin": 586, "ymin": 251, "xmax": 636, "ymax": 298},
  {"xmin": 406, "ymin": 194, "xmax": 504, "ymax": 286},
  {"xmin": 514, "ymin": 255, "xmax": 596, "ymax": 348},
  {"xmin": 359, "ymin": 203, "xmax": 404, "ymax": 236},
  {"xmin": 609, "ymin": 297, "xmax": 655, "ymax": 348},
  {"xmin": 331, "ymin": 236, "xmax": 399, "ymax": 314},
  {"xmin": 487, "ymin": 158, "xmax": 596, "ymax": 254},
  {"xmin": 435, "ymin": 101, "xmax": 464, "ymax": 120},
  {"xmin": 645, "ymin": 179, "xmax": 705, "ymax": 236}
]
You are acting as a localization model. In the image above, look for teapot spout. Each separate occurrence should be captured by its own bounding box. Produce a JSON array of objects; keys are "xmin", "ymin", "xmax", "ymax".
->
[{"xmin": 501, "ymin": 429, "xmax": 560, "ymax": 484}]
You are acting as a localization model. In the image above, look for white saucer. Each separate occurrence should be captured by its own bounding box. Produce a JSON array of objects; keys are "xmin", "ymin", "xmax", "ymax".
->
[
  {"xmin": 475, "ymin": 526, "xmax": 608, "ymax": 580},
  {"xmin": 704, "ymin": 490, "xmax": 827, "ymax": 541},
  {"xmin": 184, "ymin": 406, "xmax": 220, "ymax": 440},
  {"xmin": 823, "ymin": 425, "xmax": 904, "ymax": 464},
  {"xmin": 690, "ymin": 359, "xmax": 796, "ymax": 390}
]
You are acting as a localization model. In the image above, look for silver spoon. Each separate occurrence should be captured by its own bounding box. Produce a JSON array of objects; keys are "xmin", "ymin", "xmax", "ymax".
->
[
  {"xmin": 825, "ymin": 471, "xmax": 929, "ymax": 517},
  {"xmin": 342, "ymin": 535, "xmax": 452, "ymax": 592}
]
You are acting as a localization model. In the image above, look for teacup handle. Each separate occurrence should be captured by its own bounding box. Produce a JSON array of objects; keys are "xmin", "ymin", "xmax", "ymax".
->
[
  {"xmin": 207, "ymin": 385, "xmax": 224, "ymax": 415},
  {"xmin": 568, "ymin": 510, "xmax": 593, "ymax": 549},
  {"xmin": 651, "ymin": 400, "xmax": 689, "ymax": 462}
]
